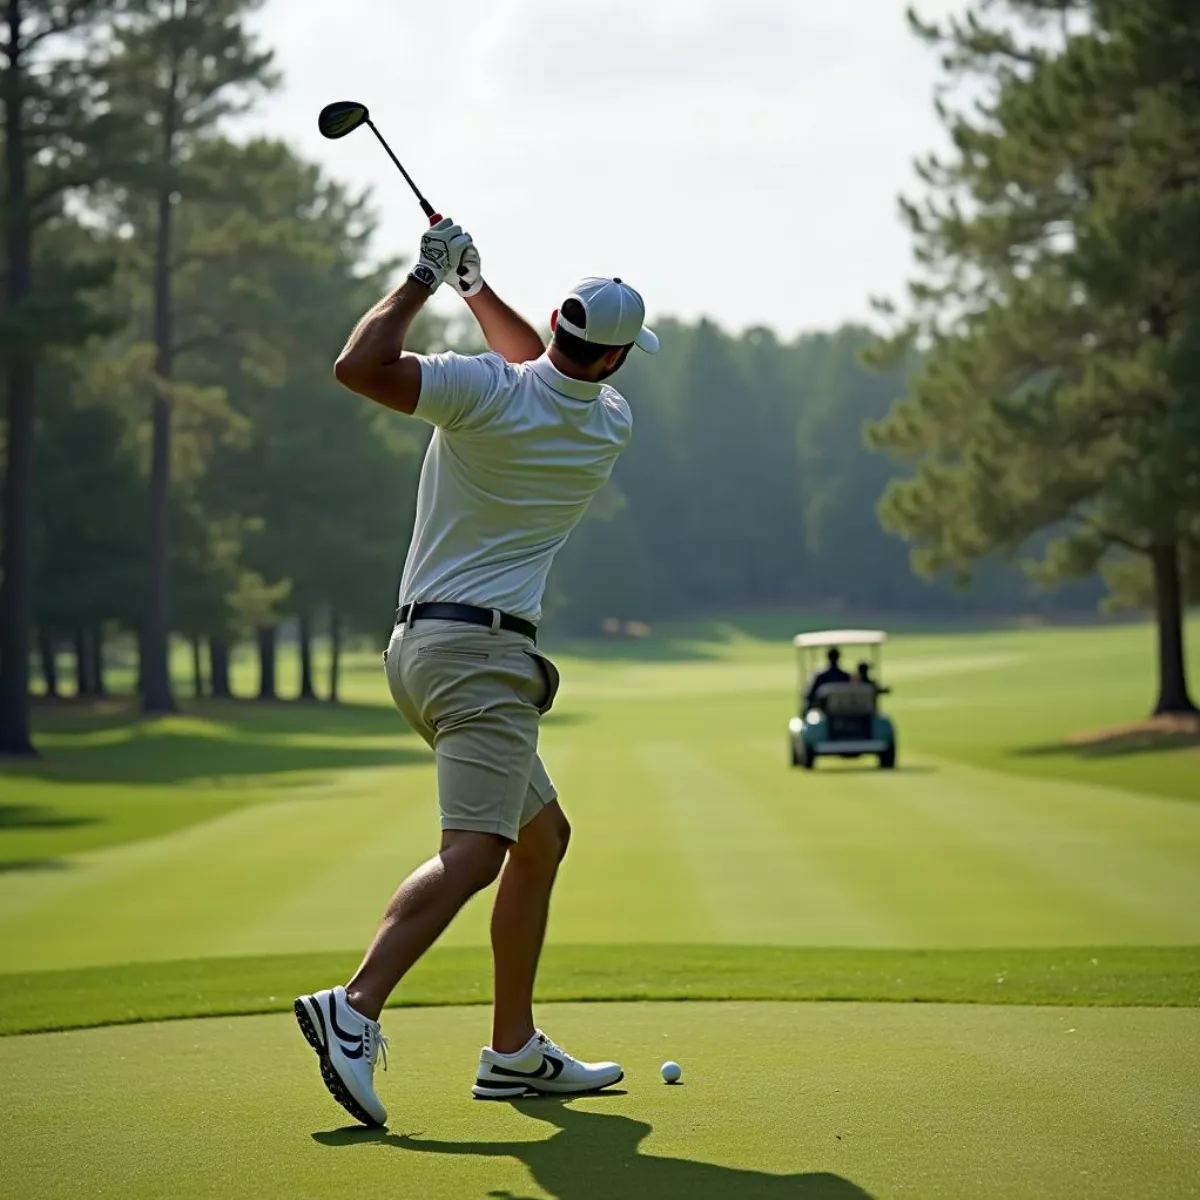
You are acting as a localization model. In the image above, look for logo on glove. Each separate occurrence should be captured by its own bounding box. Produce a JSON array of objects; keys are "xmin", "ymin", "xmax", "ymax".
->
[{"xmin": 420, "ymin": 235, "xmax": 450, "ymax": 270}]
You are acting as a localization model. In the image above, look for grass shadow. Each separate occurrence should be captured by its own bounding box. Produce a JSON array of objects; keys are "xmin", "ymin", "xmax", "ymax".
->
[
  {"xmin": 12, "ymin": 700, "xmax": 429, "ymax": 786},
  {"xmin": 7, "ymin": 735, "xmax": 426, "ymax": 786},
  {"xmin": 1015, "ymin": 715, "xmax": 1200, "ymax": 760},
  {"xmin": 0, "ymin": 804, "xmax": 99, "ymax": 831},
  {"xmin": 31, "ymin": 697, "xmax": 409, "ymax": 740},
  {"xmin": 0, "ymin": 858, "xmax": 72, "ymax": 874},
  {"xmin": 313, "ymin": 1097, "xmax": 874, "ymax": 1199},
  {"xmin": 811, "ymin": 765, "xmax": 938, "ymax": 776}
]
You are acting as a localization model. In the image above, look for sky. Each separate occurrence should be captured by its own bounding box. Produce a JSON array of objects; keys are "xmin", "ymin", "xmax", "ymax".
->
[{"xmin": 247, "ymin": 0, "xmax": 962, "ymax": 338}]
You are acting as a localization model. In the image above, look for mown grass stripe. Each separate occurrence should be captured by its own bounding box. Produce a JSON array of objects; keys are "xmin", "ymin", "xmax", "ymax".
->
[{"xmin": 2, "ymin": 944, "xmax": 1196, "ymax": 1037}]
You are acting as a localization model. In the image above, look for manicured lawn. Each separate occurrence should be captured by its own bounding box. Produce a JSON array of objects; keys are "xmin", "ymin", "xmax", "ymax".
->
[
  {"xmin": 3, "ymin": 944, "xmax": 1197, "ymax": 1037},
  {"xmin": 3, "ymin": 1001, "xmax": 1197, "ymax": 1199},
  {"xmin": 2, "ymin": 616, "xmax": 1197, "ymax": 1196}
]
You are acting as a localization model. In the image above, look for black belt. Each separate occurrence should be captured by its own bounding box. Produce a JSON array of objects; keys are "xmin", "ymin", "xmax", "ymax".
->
[{"xmin": 396, "ymin": 601, "xmax": 538, "ymax": 643}]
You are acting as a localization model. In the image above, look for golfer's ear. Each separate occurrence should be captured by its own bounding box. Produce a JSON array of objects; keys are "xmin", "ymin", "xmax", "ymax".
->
[{"xmin": 549, "ymin": 309, "xmax": 559, "ymax": 333}]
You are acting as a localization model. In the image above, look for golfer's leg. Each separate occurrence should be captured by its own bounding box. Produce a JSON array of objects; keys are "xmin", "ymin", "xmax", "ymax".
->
[
  {"xmin": 346, "ymin": 829, "xmax": 507, "ymax": 1022},
  {"xmin": 490, "ymin": 798, "xmax": 570, "ymax": 1053}
]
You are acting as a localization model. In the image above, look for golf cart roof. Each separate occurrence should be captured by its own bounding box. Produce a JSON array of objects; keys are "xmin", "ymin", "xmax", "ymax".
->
[{"xmin": 793, "ymin": 629, "xmax": 887, "ymax": 650}]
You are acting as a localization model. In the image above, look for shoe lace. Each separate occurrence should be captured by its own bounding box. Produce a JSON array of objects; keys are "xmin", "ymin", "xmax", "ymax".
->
[
  {"xmin": 366, "ymin": 1026, "xmax": 389, "ymax": 1072},
  {"xmin": 536, "ymin": 1032, "xmax": 576, "ymax": 1065}
]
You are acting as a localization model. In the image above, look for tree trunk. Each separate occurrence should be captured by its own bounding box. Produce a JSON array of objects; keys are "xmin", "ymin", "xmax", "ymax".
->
[
  {"xmin": 328, "ymin": 609, "xmax": 341, "ymax": 704},
  {"xmin": 38, "ymin": 631, "xmax": 58, "ymax": 698},
  {"xmin": 298, "ymin": 611, "xmax": 316, "ymax": 700},
  {"xmin": 191, "ymin": 636, "xmax": 204, "ymax": 698},
  {"xmin": 1150, "ymin": 542, "xmax": 1198, "ymax": 715},
  {"xmin": 209, "ymin": 638, "xmax": 231, "ymax": 699},
  {"xmin": 0, "ymin": 3, "xmax": 36, "ymax": 755},
  {"xmin": 89, "ymin": 627, "xmax": 106, "ymax": 697},
  {"xmin": 140, "ymin": 40, "xmax": 181, "ymax": 716},
  {"xmin": 257, "ymin": 627, "xmax": 277, "ymax": 701},
  {"xmin": 73, "ymin": 628, "xmax": 100, "ymax": 697}
]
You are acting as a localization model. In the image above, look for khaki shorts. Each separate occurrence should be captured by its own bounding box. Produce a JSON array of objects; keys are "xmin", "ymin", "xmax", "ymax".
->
[{"xmin": 384, "ymin": 619, "xmax": 560, "ymax": 842}]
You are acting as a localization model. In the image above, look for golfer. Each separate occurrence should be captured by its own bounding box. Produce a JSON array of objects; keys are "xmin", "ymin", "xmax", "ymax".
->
[{"xmin": 295, "ymin": 218, "xmax": 658, "ymax": 1127}]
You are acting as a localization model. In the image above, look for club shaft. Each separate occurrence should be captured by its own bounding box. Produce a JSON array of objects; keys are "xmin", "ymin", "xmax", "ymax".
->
[{"xmin": 366, "ymin": 119, "xmax": 436, "ymax": 220}]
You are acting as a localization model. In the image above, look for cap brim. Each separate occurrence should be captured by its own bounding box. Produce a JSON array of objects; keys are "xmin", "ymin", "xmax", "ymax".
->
[{"xmin": 635, "ymin": 326, "xmax": 660, "ymax": 354}]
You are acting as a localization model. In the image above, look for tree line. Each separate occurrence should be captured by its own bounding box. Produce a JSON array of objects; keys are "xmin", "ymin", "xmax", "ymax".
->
[{"xmin": 2, "ymin": 0, "xmax": 1194, "ymax": 757}]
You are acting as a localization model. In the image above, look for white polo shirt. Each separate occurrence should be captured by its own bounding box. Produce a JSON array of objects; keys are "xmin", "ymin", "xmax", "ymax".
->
[{"xmin": 399, "ymin": 351, "xmax": 633, "ymax": 622}]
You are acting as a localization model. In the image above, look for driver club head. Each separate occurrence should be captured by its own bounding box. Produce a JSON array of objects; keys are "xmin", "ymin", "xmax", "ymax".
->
[{"xmin": 318, "ymin": 101, "xmax": 370, "ymax": 139}]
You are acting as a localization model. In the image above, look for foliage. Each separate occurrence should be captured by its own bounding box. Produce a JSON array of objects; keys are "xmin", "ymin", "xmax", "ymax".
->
[{"xmin": 869, "ymin": 0, "xmax": 1200, "ymax": 712}]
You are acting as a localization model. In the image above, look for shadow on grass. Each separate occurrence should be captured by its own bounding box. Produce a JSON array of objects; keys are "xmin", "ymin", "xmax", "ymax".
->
[
  {"xmin": 0, "ymin": 857, "xmax": 71, "ymax": 873},
  {"xmin": 0, "ymin": 804, "xmax": 99, "ymax": 831},
  {"xmin": 1015, "ymin": 714, "xmax": 1200, "ymax": 760},
  {"xmin": 13, "ymin": 736, "xmax": 425, "ymax": 786},
  {"xmin": 15, "ymin": 700, "xmax": 430, "ymax": 786},
  {"xmin": 31, "ymin": 697, "xmax": 409, "ymax": 739},
  {"xmin": 313, "ymin": 1097, "xmax": 874, "ymax": 1199},
  {"xmin": 810, "ymin": 765, "xmax": 937, "ymax": 776}
]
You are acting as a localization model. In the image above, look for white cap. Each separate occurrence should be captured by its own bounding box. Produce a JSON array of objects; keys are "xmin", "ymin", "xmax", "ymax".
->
[{"xmin": 557, "ymin": 277, "xmax": 660, "ymax": 354}]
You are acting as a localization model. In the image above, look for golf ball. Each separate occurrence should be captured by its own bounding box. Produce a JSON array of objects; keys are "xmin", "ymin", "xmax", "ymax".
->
[{"xmin": 661, "ymin": 1060, "xmax": 682, "ymax": 1084}]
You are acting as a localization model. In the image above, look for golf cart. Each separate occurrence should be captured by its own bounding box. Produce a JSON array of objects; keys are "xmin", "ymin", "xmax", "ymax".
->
[{"xmin": 788, "ymin": 630, "xmax": 897, "ymax": 770}]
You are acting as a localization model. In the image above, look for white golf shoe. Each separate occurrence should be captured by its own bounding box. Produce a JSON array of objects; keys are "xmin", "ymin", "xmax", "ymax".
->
[
  {"xmin": 294, "ymin": 986, "xmax": 389, "ymax": 1127},
  {"xmin": 472, "ymin": 1030, "xmax": 623, "ymax": 1099}
]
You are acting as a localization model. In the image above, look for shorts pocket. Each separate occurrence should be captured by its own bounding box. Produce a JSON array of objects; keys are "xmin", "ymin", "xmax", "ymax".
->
[
  {"xmin": 417, "ymin": 645, "xmax": 490, "ymax": 662},
  {"xmin": 523, "ymin": 648, "xmax": 561, "ymax": 715}
]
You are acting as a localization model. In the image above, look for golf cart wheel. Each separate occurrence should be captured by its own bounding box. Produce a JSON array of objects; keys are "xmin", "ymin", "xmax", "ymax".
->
[
  {"xmin": 803, "ymin": 743, "xmax": 816, "ymax": 770},
  {"xmin": 879, "ymin": 744, "xmax": 896, "ymax": 770},
  {"xmin": 790, "ymin": 739, "xmax": 802, "ymax": 768}
]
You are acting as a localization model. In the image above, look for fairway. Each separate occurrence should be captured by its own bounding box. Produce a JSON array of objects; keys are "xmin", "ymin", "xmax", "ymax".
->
[
  {"xmin": 2, "ymin": 618, "xmax": 1199, "ymax": 1198},
  {"xmin": 3, "ymin": 1002, "xmax": 1198, "ymax": 1200},
  {"xmin": 2, "ymin": 620, "xmax": 1198, "ymax": 972}
]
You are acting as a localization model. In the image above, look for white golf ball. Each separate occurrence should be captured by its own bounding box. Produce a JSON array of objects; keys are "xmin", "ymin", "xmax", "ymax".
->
[{"xmin": 661, "ymin": 1060, "xmax": 682, "ymax": 1084}]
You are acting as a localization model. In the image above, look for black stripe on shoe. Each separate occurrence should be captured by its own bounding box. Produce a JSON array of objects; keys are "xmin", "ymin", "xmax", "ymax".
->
[
  {"xmin": 293, "ymin": 998, "xmax": 382, "ymax": 1129},
  {"xmin": 487, "ymin": 1054, "xmax": 564, "ymax": 1080}
]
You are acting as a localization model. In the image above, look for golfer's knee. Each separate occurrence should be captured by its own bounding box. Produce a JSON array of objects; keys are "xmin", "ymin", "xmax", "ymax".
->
[
  {"xmin": 442, "ymin": 834, "xmax": 507, "ymax": 894},
  {"xmin": 552, "ymin": 812, "xmax": 571, "ymax": 862},
  {"xmin": 512, "ymin": 804, "xmax": 570, "ymax": 867}
]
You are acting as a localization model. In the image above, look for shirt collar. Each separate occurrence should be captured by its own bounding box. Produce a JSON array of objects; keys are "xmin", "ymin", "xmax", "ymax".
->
[{"xmin": 531, "ymin": 353, "xmax": 602, "ymax": 401}]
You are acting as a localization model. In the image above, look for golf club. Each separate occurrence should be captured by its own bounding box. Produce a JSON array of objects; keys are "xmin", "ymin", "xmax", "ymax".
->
[{"xmin": 318, "ymin": 101, "xmax": 441, "ymax": 224}]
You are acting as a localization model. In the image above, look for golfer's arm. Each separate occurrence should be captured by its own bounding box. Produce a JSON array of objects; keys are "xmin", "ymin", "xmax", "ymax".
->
[
  {"xmin": 465, "ymin": 283, "xmax": 545, "ymax": 364},
  {"xmin": 334, "ymin": 278, "xmax": 431, "ymax": 414}
]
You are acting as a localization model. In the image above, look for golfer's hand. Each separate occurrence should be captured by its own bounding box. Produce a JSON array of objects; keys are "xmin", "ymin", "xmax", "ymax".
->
[
  {"xmin": 447, "ymin": 241, "xmax": 483, "ymax": 298},
  {"xmin": 410, "ymin": 217, "xmax": 471, "ymax": 291}
]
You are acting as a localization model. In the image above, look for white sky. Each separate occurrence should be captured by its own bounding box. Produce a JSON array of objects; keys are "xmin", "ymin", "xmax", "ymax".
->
[{"xmin": 248, "ymin": 0, "xmax": 962, "ymax": 337}]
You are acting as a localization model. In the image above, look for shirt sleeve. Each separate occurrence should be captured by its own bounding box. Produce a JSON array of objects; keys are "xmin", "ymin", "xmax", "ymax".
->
[{"xmin": 414, "ymin": 351, "xmax": 504, "ymax": 430}]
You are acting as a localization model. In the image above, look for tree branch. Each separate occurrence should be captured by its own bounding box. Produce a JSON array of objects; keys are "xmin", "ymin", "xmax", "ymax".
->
[
  {"xmin": 172, "ymin": 324, "xmax": 242, "ymax": 359},
  {"xmin": 17, "ymin": 1, "xmax": 100, "ymax": 54},
  {"xmin": 1071, "ymin": 512, "xmax": 1151, "ymax": 556}
]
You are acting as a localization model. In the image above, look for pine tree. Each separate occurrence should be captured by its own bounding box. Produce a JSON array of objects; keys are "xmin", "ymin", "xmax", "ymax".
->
[
  {"xmin": 102, "ymin": 0, "xmax": 274, "ymax": 713},
  {"xmin": 0, "ymin": 0, "xmax": 122, "ymax": 753},
  {"xmin": 870, "ymin": 0, "xmax": 1200, "ymax": 713}
]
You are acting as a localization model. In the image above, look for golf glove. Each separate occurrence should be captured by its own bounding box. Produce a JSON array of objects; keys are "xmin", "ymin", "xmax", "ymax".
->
[
  {"xmin": 447, "ymin": 242, "xmax": 483, "ymax": 298},
  {"xmin": 409, "ymin": 217, "xmax": 471, "ymax": 291}
]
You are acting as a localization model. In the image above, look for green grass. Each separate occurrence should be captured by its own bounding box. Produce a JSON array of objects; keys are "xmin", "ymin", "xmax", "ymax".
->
[
  {"xmin": 3, "ymin": 1001, "xmax": 1198, "ymax": 1199},
  {"xmin": 2, "ymin": 945, "xmax": 1197, "ymax": 1037},
  {"xmin": 4, "ymin": 616, "xmax": 1200, "ymax": 1199},
  {"xmin": 1, "ymin": 617, "xmax": 1198, "ymax": 974}
]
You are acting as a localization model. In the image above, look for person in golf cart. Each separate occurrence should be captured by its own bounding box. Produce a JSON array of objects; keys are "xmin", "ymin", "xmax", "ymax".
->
[
  {"xmin": 805, "ymin": 647, "xmax": 850, "ymax": 708},
  {"xmin": 856, "ymin": 661, "xmax": 890, "ymax": 696}
]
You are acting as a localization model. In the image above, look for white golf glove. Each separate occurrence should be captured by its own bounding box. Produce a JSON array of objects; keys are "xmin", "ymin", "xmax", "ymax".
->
[
  {"xmin": 447, "ymin": 242, "xmax": 483, "ymax": 298},
  {"xmin": 409, "ymin": 217, "xmax": 471, "ymax": 291}
]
